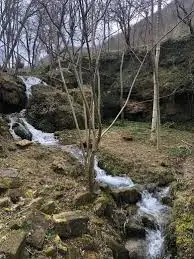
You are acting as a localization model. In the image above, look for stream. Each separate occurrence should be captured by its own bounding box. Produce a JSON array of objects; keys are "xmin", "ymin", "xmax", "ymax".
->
[{"xmin": 8, "ymin": 76, "xmax": 171, "ymax": 258}]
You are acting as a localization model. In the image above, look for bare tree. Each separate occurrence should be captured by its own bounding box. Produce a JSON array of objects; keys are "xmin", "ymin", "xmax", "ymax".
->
[
  {"xmin": 175, "ymin": 0, "xmax": 194, "ymax": 35},
  {"xmin": 150, "ymin": 0, "xmax": 162, "ymax": 148}
]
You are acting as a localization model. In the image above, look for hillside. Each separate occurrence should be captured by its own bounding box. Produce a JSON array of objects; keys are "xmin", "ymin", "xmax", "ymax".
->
[{"xmin": 106, "ymin": 0, "xmax": 194, "ymax": 51}]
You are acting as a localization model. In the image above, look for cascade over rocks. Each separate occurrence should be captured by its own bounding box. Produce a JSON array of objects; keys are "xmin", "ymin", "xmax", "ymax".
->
[
  {"xmin": 27, "ymin": 85, "xmax": 85, "ymax": 132},
  {"xmin": 0, "ymin": 72, "xmax": 26, "ymax": 113}
]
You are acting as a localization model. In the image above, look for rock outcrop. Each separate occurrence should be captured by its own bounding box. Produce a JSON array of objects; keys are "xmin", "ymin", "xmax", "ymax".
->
[
  {"xmin": 0, "ymin": 72, "xmax": 26, "ymax": 113},
  {"xmin": 27, "ymin": 85, "xmax": 85, "ymax": 132}
]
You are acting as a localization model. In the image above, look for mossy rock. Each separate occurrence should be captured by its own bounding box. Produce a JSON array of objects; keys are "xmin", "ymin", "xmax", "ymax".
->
[{"xmin": 27, "ymin": 85, "xmax": 85, "ymax": 132}]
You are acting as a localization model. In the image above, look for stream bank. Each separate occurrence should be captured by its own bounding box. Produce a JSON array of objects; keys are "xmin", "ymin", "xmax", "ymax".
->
[{"xmin": 0, "ymin": 76, "xmax": 193, "ymax": 258}]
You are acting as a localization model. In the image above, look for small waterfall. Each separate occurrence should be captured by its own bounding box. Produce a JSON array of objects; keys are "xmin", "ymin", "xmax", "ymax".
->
[
  {"xmin": 8, "ymin": 76, "xmax": 170, "ymax": 258},
  {"xmin": 138, "ymin": 190, "xmax": 169, "ymax": 257}
]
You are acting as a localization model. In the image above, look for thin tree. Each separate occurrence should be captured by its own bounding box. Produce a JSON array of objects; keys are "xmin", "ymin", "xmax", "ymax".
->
[{"xmin": 175, "ymin": 0, "xmax": 194, "ymax": 35}]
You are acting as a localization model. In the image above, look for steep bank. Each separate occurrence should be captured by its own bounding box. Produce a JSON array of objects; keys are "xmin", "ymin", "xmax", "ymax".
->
[{"xmin": 100, "ymin": 35, "xmax": 194, "ymax": 122}]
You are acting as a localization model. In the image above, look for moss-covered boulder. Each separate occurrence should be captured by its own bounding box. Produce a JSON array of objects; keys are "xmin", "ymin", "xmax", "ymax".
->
[
  {"xmin": 27, "ymin": 85, "xmax": 84, "ymax": 132},
  {"xmin": 0, "ymin": 72, "xmax": 26, "ymax": 113}
]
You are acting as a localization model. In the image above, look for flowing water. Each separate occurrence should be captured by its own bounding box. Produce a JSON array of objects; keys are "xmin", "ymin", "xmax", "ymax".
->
[{"xmin": 8, "ymin": 76, "xmax": 170, "ymax": 258}]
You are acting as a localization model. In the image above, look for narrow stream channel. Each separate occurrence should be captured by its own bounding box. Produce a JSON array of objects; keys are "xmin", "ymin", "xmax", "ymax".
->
[{"xmin": 8, "ymin": 76, "xmax": 171, "ymax": 258}]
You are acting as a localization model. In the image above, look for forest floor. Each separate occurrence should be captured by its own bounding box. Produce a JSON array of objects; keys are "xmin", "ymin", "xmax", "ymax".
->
[{"xmin": 0, "ymin": 120, "xmax": 193, "ymax": 258}]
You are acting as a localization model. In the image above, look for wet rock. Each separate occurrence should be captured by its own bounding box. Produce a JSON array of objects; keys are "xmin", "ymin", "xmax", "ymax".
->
[
  {"xmin": 40, "ymin": 200, "xmax": 58, "ymax": 215},
  {"xmin": 74, "ymin": 192, "xmax": 97, "ymax": 207},
  {"xmin": 124, "ymin": 222, "xmax": 146, "ymax": 238},
  {"xmin": 105, "ymin": 236, "xmax": 129, "ymax": 259},
  {"xmin": 0, "ymin": 230, "xmax": 26, "ymax": 259},
  {"xmin": 161, "ymin": 196, "xmax": 173, "ymax": 206},
  {"xmin": 141, "ymin": 213, "xmax": 157, "ymax": 230},
  {"xmin": 27, "ymin": 226, "xmax": 46, "ymax": 249},
  {"xmin": 125, "ymin": 239, "xmax": 146, "ymax": 259},
  {"xmin": 16, "ymin": 139, "xmax": 33, "ymax": 148},
  {"xmin": 0, "ymin": 197, "xmax": 11, "ymax": 208},
  {"xmin": 53, "ymin": 210, "xmax": 89, "ymax": 238},
  {"xmin": 0, "ymin": 168, "xmax": 21, "ymax": 189},
  {"xmin": 110, "ymin": 187, "xmax": 141, "ymax": 204},
  {"xmin": 94, "ymin": 194, "xmax": 116, "ymax": 217},
  {"xmin": 12, "ymin": 122, "xmax": 32, "ymax": 140},
  {"xmin": 145, "ymin": 183, "xmax": 158, "ymax": 193}
]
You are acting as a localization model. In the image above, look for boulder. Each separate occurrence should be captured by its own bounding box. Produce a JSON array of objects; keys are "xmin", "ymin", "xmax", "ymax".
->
[
  {"xmin": 125, "ymin": 239, "xmax": 146, "ymax": 259},
  {"xmin": 110, "ymin": 187, "xmax": 142, "ymax": 204},
  {"xmin": 105, "ymin": 236, "xmax": 129, "ymax": 259},
  {"xmin": 53, "ymin": 210, "xmax": 89, "ymax": 238},
  {"xmin": 12, "ymin": 122, "xmax": 32, "ymax": 141},
  {"xmin": 0, "ymin": 168, "xmax": 21, "ymax": 190},
  {"xmin": 40, "ymin": 200, "xmax": 58, "ymax": 215},
  {"xmin": 27, "ymin": 85, "xmax": 84, "ymax": 132},
  {"xmin": 27, "ymin": 226, "xmax": 46, "ymax": 249},
  {"xmin": 94, "ymin": 194, "xmax": 116, "ymax": 217},
  {"xmin": 124, "ymin": 222, "xmax": 146, "ymax": 238},
  {"xmin": 74, "ymin": 192, "xmax": 97, "ymax": 207},
  {"xmin": 0, "ymin": 230, "xmax": 26, "ymax": 259},
  {"xmin": 141, "ymin": 213, "xmax": 157, "ymax": 230},
  {"xmin": 0, "ymin": 72, "xmax": 26, "ymax": 113},
  {"xmin": 16, "ymin": 139, "xmax": 33, "ymax": 148}
]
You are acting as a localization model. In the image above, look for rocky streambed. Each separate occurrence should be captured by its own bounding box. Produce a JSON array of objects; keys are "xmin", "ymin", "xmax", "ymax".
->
[{"xmin": 1, "ymin": 76, "xmax": 173, "ymax": 258}]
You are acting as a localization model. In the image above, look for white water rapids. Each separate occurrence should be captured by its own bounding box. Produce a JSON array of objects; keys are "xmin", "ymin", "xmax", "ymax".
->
[{"xmin": 8, "ymin": 76, "xmax": 170, "ymax": 258}]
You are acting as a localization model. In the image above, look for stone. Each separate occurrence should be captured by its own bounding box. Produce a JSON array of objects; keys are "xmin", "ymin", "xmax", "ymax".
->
[
  {"xmin": 40, "ymin": 200, "xmax": 58, "ymax": 215},
  {"xmin": 0, "ymin": 169, "xmax": 21, "ymax": 189},
  {"xmin": 8, "ymin": 188, "xmax": 22, "ymax": 203},
  {"xmin": 0, "ymin": 72, "xmax": 26, "ymax": 113},
  {"xmin": 141, "ymin": 213, "xmax": 157, "ymax": 230},
  {"xmin": 0, "ymin": 197, "xmax": 11, "ymax": 208},
  {"xmin": 52, "ymin": 160, "xmax": 66, "ymax": 175},
  {"xmin": 27, "ymin": 85, "xmax": 85, "ymax": 132},
  {"xmin": 124, "ymin": 222, "xmax": 146, "ymax": 238},
  {"xmin": 27, "ymin": 226, "xmax": 46, "ymax": 249},
  {"xmin": 110, "ymin": 187, "xmax": 141, "ymax": 204},
  {"xmin": 45, "ymin": 246, "xmax": 57, "ymax": 257},
  {"xmin": 16, "ymin": 139, "xmax": 32, "ymax": 148},
  {"xmin": 125, "ymin": 239, "xmax": 146, "ymax": 259},
  {"xmin": 94, "ymin": 194, "xmax": 116, "ymax": 217},
  {"xmin": 53, "ymin": 210, "xmax": 89, "ymax": 238},
  {"xmin": 105, "ymin": 236, "xmax": 129, "ymax": 259},
  {"xmin": 161, "ymin": 196, "xmax": 173, "ymax": 206},
  {"xmin": 74, "ymin": 192, "xmax": 96, "ymax": 207},
  {"xmin": 12, "ymin": 122, "xmax": 32, "ymax": 141},
  {"xmin": 85, "ymin": 251, "xmax": 98, "ymax": 259},
  {"xmin": 0, "ymin": 230, "xmax": 26, "ymax": 259}
]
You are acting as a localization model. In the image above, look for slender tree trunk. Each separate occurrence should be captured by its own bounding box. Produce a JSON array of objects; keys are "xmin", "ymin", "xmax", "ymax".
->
[
  {"xmin": 151, "ymin": 0, "xmax": 161, "ymax": 149},
  {"xmin": 120, "ymin": 51, "xmax": 125, "ymax": 122}
]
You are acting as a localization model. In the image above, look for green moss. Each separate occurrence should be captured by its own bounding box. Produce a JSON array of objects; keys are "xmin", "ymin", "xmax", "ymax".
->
[{"xmin": 172, "ymin": 194, "xmax": 194, "ymax": 258}]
